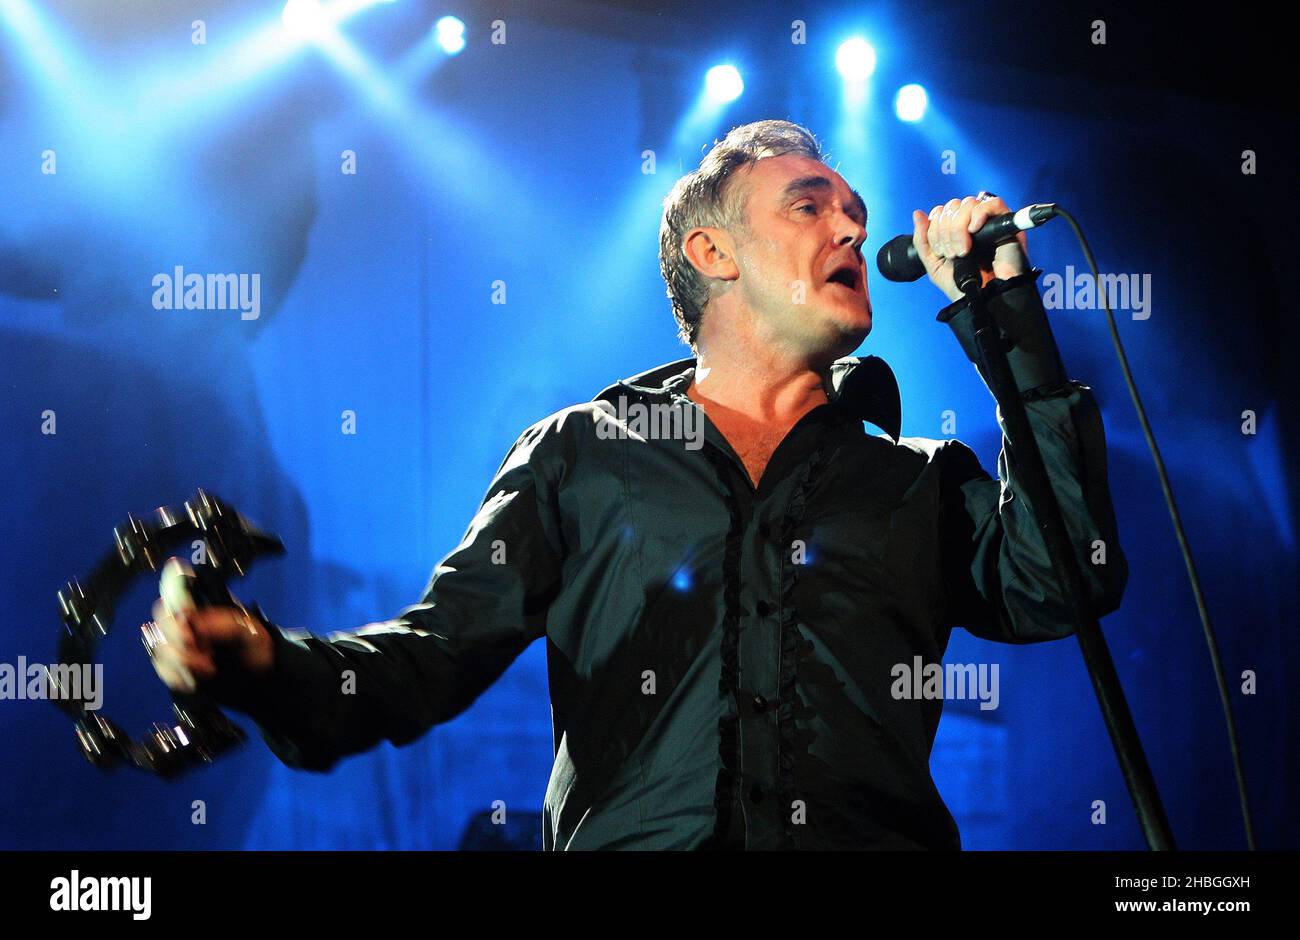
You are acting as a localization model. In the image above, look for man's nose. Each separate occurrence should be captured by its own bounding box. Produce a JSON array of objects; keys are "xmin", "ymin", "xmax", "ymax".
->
[{"xmin": 835, "ymin": 213, "xmax": 866, "ymax": 251}]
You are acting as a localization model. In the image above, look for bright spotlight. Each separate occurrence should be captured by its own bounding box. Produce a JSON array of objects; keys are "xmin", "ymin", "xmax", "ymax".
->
[
  {"xmin": 281, "ymin": 0, "xmax": 324, "ymax": 38},
  {"xmin": 894, "ymin": 83, "xmax": 928, "ymax": 122},
  {"xmin": 435, "ymin": 15, "xmax": 466, "ymax": 54},
  {"xmin": 705, "ymin": 64, "xmax": 743, "ymax": 103},
  {"xmin": 835, "ymin": 38, "xmax": 877, "ymax": 81}
]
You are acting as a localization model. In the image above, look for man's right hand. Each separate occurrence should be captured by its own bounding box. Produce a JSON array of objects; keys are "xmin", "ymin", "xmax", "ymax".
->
[{"xmin": 144, "ymin": 558, "xmax": 275, "ymax": 693}]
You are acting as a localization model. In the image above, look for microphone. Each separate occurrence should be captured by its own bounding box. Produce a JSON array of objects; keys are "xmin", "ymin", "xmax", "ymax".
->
[{"xmin": 875, "ymin": 203, "xmax": 1058, "ymax": 283}]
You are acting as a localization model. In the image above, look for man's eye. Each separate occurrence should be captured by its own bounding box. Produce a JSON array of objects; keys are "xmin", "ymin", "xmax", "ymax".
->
[{"xmin": 795, "ymin": 203, "xmax": 817, "ymax": 215}]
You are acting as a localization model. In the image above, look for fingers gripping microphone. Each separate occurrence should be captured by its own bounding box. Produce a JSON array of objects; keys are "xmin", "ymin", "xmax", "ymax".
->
[{"xmin": 875, "ymin": 203, "xmax": 1058, "ymax": 282}]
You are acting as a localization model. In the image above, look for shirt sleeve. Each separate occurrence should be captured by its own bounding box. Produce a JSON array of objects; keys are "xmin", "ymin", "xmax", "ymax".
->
[
  {"xmin": 208, "ymin": 418, "xmax": 567, "ymax": 770},
  {"xmin": 935, "ymin": 269, "xmax": 1129, "ymax": 643}
]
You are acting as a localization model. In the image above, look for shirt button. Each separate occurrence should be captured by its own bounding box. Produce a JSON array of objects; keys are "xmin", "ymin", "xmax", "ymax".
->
[
  {"xmin": 751, "ymin": 695, "xmax": 768, "ymax": 713},
  {"xmin": 755, "ymin": 600, "xmax": 772, "ymax": 617}
]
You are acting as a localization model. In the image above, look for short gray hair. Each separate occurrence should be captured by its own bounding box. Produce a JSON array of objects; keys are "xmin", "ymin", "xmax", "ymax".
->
[{"xmin": 658, "ymin": 119, "xmax": 825, "ymax": 350}]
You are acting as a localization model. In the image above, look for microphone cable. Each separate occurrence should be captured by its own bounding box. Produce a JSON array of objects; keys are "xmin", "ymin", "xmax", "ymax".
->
[{"xmin": 1053, "ymin": 206, "xmax": 1256, "ymax": 850}]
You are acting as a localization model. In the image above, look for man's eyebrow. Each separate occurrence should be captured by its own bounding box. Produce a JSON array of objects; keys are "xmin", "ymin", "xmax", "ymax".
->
[
  {"xmin": 850, "ymin": 189, "xmax": 869, "ymax": 224},
  {"xmin": 779, "ymin": 176, "xmax": 869, "ymax": 222},
  {"xmin": 779, "ymin": 176, "xmax": 833, "ymax": 201}
]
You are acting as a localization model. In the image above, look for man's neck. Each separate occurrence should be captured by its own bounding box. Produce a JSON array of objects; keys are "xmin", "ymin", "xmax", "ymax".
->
[{"xmin": 686, "ymin": 344, "xmax": 831, "ymax": 427}]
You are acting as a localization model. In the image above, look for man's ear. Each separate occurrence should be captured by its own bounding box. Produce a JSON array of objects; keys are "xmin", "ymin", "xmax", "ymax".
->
[{"xmin": 682, "ymin": 227, "xmax": 740, "ymax": 284}]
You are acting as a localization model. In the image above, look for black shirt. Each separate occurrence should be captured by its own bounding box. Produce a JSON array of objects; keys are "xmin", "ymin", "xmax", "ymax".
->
[{"xmin": 216, "ymin": 270, "xmax": 1128, "ymax": 850}]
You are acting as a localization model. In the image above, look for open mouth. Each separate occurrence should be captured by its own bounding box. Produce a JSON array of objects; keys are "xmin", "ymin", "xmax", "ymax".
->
[{"xmin": 826, "ymin": 263, "xmax": 861, "ymax": 292}]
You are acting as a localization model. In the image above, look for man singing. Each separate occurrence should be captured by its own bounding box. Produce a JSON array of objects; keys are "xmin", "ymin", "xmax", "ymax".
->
[{"xmin": 147, "ymin": 119, "xmax": 1126, "ymax": 850}]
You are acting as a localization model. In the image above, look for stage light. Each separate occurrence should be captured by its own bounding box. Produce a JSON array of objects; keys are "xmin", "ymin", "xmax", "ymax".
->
[
  {"xmin": 435, "ymin": 15, "xmax": 466, "ymax": 54},
  {"xmin": 894, "ymin": 83, "xmax": 928, "ymax": 122},
  {"xmin": 705, "ymin": 64, "xmax": 743, "ymax": 103},
  {"xmin": 835, "ymin": 38, "xmax": 876, "ymax": 82},
  {"xmin": 281, "ymin": 0, "xmax": 325, "ymax": 38}
]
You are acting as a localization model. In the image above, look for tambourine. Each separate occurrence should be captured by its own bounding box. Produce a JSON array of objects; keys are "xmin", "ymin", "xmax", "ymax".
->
[{"xmin": 52, "ymin": 490, "xmax": 284, "ymax": 778}]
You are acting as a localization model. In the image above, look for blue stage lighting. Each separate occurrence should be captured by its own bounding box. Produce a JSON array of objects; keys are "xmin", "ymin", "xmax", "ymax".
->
[
  {"xmin": 705, "ymin": 64, "xmax": 743, "ymax": 103},
  {"xmin": 281, "ymin": 0, "xmax": 324, "ymax": 38},
  {"xmin": 895, "ymin": 83, "xmax": 928, "ymax": 122},
  {"xmin": 835, "ymin": 38, "xmax": 877, "ymax": 81},
  {"xmin": 435, "ymin": 15, "xmax": 466, "ymax": 54}
]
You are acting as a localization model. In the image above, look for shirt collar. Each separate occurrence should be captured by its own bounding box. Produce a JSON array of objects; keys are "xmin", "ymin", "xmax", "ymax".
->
[{"xmin": 592, "ymin": 354, "xmax": 902, "ymax": 443}]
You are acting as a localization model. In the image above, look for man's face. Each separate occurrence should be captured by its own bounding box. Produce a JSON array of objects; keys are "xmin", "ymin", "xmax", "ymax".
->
[{"xmin": 725, "ymin": 154, "xmax": 872, "ymax": 360}]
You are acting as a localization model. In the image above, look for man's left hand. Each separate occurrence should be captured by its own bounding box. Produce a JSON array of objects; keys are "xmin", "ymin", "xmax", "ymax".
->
[{"xmin": 912, "ymin": 193, "xmax": 1029, "ymax": 301}]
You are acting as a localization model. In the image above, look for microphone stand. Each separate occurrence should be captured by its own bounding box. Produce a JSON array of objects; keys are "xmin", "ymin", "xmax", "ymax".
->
[{"xmin": 950, "ymin": 254, "xmax": 1176, "ymax": 851}]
